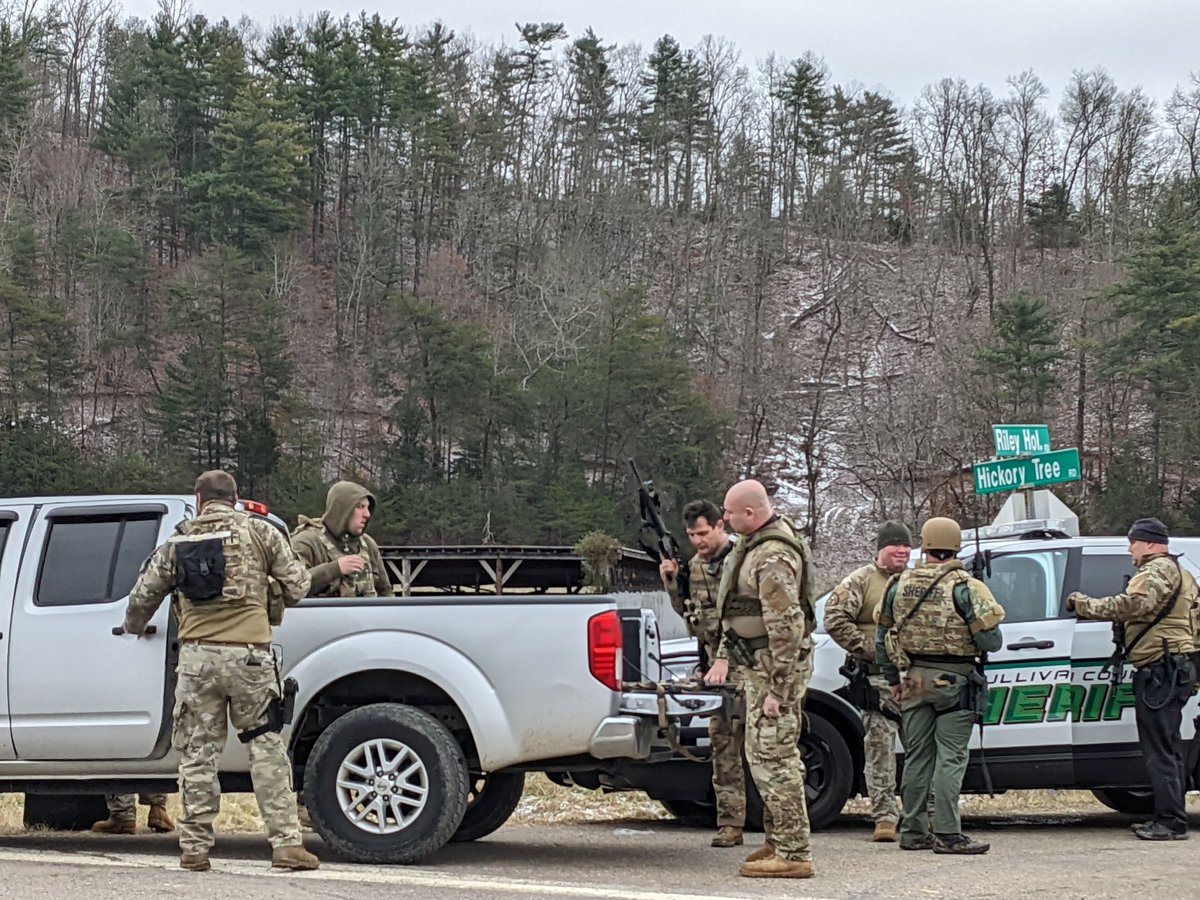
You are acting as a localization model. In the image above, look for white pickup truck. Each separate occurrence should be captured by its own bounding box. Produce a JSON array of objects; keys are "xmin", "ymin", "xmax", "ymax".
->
[{"xmin": 0, "ymin": 494, "xmax": 717, "ymax": 863}]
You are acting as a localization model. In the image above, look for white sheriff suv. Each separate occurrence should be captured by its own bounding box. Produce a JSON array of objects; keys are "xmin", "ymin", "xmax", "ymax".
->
[{"xmin": 564, "ymin": 521, "xmax": 1200, "ymax": 827}]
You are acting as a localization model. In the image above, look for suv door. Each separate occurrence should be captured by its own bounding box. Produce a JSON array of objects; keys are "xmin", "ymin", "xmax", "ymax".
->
[
  {"xmin": 1070, "ymin": 546, "xmax": 1145, "ymax": 781},
  {"xmin": 8, "ymin": 499, "xmax": 186, "ymax": 760},
  {"xmin": 972, "ymin": 547, "xmax": 1075, "ymax": 785}
]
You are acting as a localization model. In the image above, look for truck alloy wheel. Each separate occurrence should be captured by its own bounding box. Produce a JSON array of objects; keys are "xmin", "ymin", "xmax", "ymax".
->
[
  {"xmin": 335, "ymin": 737, "xmax": 430, "ymax": 834},
  {"xmin": 303, "ymin": 702, "xmax": 469, "ymax": 864}
]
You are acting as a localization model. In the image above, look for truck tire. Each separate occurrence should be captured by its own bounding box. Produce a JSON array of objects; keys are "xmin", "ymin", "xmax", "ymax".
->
[
  {"xmin": 741, "ymin": 711, "xmax": 852, "ymax": 831},
  {"xmin": 23, "ymin": 793, "xmax": 110, "ymax": 831},
  {"xmin": 799, "ymin": 711, "xmax": 854, "ymax": 829},
  {"xmin": 451, "ymin": 772, "xmax": 525, "ymax": 842},
  {"xmin": 304, "ymin": 703, "xmax": 469, "ymax": 864},
  {"xmin": 663, "ymin": 712, "xmax": 852, "ymax": 832},
  {"xmin": 1091, "ymin": 788, "xmax": 1155, "ymax": 816}
]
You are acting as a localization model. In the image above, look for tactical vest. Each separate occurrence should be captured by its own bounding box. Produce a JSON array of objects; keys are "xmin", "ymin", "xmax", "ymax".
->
[
  {"xmin": 295, "ymin": 522, "xmax": 378, "ymax": 598},
  {"xmin": 171, "ymin": 509, "xmax": 267, "ymax": 622},
  {"xmin": 1127, "ymin": 555, "xmax": 1196, "ymax": 667},
  {"xmin": 681, "ymin": 544, "xmax": 730, "ymax": 648},
  {"xmin": 885, "ymin": 563, "xmax": 977, "ymax": 659},
  {"xmin": 852, "ymin": 564, "xmax": 893, "ymax": 648},
  {"xmin": 718, "ymin": 517, "xmax": 815, "ymax": 630}
]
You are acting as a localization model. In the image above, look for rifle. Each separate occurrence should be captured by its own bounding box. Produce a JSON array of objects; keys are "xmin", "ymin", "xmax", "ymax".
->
[
  {"xmin": 966, "ymin": 517, "xmax": 995, "ymax": 795},
  {"xmin": 630, "ymin": 460, "xmax": 689, "ymax": 599},
  {"xmin": 835, "ymin": 655, "xmax": 901, "ymax": 724},
  {"xmin": 1099, "ymin": 574, "xmax": 1133, "ymax": 687}
]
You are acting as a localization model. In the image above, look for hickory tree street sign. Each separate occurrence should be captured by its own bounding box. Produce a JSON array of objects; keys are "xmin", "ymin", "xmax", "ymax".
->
[
  {"xmin": 992, "ymin": 424, "xmax": 1051, "ymax": 457},
  {"xmin": 973, "ymin": 447, "xmax": 1082, "ymax": 495}
]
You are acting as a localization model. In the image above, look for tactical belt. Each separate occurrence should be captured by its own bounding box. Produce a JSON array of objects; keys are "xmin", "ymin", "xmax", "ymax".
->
[
  {"xmin": 910, "ymin": 653, "xmax": 975, "ymax": 665},
  {"xmin": 184, "ymin": 638, "xmax": 271, "ymax": 650}
]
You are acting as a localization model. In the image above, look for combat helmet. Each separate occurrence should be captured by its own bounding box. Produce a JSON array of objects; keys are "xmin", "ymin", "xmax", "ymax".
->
[{"xmin": 920, "ymin": 517, "xmax": 962, "ymax": 554}]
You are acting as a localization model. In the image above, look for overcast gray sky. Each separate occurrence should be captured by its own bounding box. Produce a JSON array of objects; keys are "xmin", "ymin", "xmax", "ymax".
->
[{"xmin": 121, "ymin": 0, "xmax": 1200, "ymax": 108}]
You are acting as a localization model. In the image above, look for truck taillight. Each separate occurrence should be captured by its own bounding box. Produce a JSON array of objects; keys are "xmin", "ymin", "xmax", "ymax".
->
[
  {"xmin": 242, "ymin": 499, "xmax": 270, "ymax": 515},
  {"xmin": 588, "ymin": 611, "xmax": 623, "ymax": 691}
]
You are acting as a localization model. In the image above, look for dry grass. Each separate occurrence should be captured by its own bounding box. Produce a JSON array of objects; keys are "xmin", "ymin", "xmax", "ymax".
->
[{"xmin": 3, "ymin": 780, "xmax": 1198, "ymax": 836}]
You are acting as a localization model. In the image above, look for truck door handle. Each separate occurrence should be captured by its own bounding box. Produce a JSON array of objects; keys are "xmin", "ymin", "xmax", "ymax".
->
[
  {"xmin": 1006, "ymin": 639, "xmax": 1054, "ymax": 650},
  {"xmin": 112, "ymin": 625, "xmax": 157, "ymax": 636}
]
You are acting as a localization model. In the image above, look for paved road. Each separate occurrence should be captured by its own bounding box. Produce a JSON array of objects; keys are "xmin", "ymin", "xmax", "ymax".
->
[{"xmin": 0, "ymin": 809, "xmax": 1194, "ymax": 899}]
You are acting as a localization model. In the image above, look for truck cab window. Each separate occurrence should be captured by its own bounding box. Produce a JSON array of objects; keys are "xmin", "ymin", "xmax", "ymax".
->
[
  {"xmin": 1077, "ymin": 553, "xmax": 1136, "ymax": 598},
  {"xmin": 37, "ymin": 514, "xmax": 161, "ymax": 606},
  {"xmin": 980, "ymin": 550, "xmax": 1068, "ymax": 623}
]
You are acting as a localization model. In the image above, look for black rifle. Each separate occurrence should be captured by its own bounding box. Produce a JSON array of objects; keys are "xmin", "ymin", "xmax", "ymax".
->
[
  {"xmin": 630, "ymin": 460, "xmax": 689, "ymax": 600},
  {"xmin": 1099, "ymin": 575, "xmax": 1133, "ymax": 687},
  {"xmin": 835, "ymin": 656, "xmax": 901, "ymax": 724},
  {"xmin": 965, "ymin": 518, "xmax": 995, "ymax": 794}
]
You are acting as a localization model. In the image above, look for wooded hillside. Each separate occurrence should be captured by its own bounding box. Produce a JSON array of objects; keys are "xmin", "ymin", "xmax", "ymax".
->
[{"xmin": 2, "ymin": 3, "xmax": 1200, "ymax": 560}]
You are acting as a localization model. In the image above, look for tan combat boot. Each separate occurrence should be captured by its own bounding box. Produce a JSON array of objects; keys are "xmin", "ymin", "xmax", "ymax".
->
[
  {"xmin": 91, "ymin": 817, "xmax": 137, "ymax": 835},
  {"xmin": 271, "ymin": 845, "xmax": 320, "ymax": 870},
  {"xmin": 873, "ymin": 820, "xmax": 898, "ymax": 842},
  {"xmin": 180, "ymin": 851, "xmax": 211, "ymax": 871},
  {"xmin": 711, "ymin": 825, "xmax": 744, "ymax": 848},
  {"xmin": 739, "ymin": 856, "xmax": 814, "ymax": 878},
  {"xmin": 147, "ymin": 804, "xmax": 175, "ymax": 833},
  {"xmin": 743, "ymin": 842, "xmax": 774, "ymax": 863}
]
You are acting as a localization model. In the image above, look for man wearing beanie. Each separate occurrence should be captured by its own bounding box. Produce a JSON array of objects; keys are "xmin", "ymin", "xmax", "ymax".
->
[
  {"xmin": 824, "ymin": 521, "xmax": 912, "ymax": 842},
  {"xmin": 1068, "ymin": 517, "xmax": 1198, "ymax": 841}
]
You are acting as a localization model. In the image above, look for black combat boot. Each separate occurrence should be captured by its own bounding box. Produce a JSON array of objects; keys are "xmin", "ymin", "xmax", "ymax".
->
[{"xmin": 932, "ymin": 833, "xmax": 990, "ymax": 855}]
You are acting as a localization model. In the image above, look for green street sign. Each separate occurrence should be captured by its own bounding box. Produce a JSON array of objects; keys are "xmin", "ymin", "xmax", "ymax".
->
[
  {"xmin": 973, "ymin": 448, "xmax": 1081, "ymax": 495},
  {"xmin": 992, "ymin": 424, "xmax": 1051, "ymax": 457}
]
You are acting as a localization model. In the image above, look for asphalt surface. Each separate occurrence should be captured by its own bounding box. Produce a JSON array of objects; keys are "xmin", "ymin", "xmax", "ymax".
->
[{"xmin": 0, "ymin": 809, "xmax": 1194, "ymax": 899}]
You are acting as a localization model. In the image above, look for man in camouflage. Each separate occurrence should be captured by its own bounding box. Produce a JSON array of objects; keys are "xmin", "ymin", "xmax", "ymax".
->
[
  {"xmin": 1068, "ymin": 516, "xmax": 1198, "ymax": 841},
  {"xmin": 122, "ymin": 470, "xmax": 318, "ymax": 872},
  {"xmin": 707, "ymin": 479, "xmax": 815, "ymax": 879},
  {"xmin": 292, "ymin": 480, "xmax": 393, "ymax": 598},
  {"xmin": 92, "ymin": 793, "xmax": 174, "ymax": 835},
  {"xmin": 659, "ymin": 499, "xmax": 743, "ymax": 848},
  {"xmin": 876, "ymin": 517, "xmax": 1004, "ymax": 855},
  {"xmin": 824, "ymin": 521, "xmax": 911, "ymax": 842}
]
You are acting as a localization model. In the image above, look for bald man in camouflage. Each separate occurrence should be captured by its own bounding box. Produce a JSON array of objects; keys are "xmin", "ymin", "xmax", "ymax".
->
[{"xmin": 706, "ymin": 479, "xmax": 816, "ymax": 879}]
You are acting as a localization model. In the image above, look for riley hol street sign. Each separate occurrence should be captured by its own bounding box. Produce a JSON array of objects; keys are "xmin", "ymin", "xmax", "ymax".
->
[
  {"xmin": 973, "ymin": 448, "xmax": 1081, "ymax": 495},
  {"xmin": 992, "ymin": 424, "xmax": 1051, "ymax": 457}
]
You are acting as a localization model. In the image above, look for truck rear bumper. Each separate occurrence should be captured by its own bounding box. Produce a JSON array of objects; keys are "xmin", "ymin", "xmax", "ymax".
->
[
  {"xmin": 588, "ymin": 716, "xmax": 652, "ymax": 760},
  {"xmin": 589, "ymin": 688, "xmax": 727, "ymax": 760}
]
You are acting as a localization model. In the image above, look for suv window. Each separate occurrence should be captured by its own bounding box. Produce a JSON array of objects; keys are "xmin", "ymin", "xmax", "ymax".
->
[
  {"xmin": 0, "ymin": 517, "xmax": 10, "ymax": 559},
  {"xmin": 981, "ymin": 549, "xmax": 1069, "ymax": 623},
  {"xmin": 37, "ymin": 514, "xmax": 161, "ymax": 606},
  {"xmin": 1077, "ymin": 552, "xmax": 1136, "ymax": 598}
]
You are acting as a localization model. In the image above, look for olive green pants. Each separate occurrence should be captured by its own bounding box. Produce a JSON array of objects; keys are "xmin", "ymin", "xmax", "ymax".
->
[{"xmin": 898, "ymin": 667, "xmax": 974, "ymax": 840}]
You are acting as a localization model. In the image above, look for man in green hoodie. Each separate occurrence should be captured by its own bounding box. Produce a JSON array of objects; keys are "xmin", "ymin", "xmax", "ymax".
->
[{"xmin": 291, "ymin": 481, "xmax": 394, "ymax": 598}]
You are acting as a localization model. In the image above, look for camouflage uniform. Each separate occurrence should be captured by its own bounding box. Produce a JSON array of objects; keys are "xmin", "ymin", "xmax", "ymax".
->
[
  {"xmin": 123, "ymin": 500, "xmax": 311, "ymax": 859},
  {"xmin": 825, "ymin": 563, "xmax": 900, "ymax": 826},
  {"xmin": 291, "ymin": 481, "xmax": 393, "ymax": 598},
  {"xmin": 664, "ymin": 543, "xmax": 744, "ymax": 828},
  {"xmin": 716, "ymin": 517, "xmax": 815, "ymax": 863},
  {"xmin": 876, "ymin": 558, "xmax": 1004, "ymax": 845},
  {"xmin": 1070, "ymin": 551, "xmax": 1198, "ymax": 836}
]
